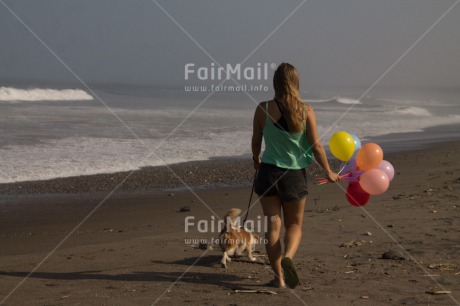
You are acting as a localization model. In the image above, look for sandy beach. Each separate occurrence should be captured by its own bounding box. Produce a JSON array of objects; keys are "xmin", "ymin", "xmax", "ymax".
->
[
  {"xmin": 0, "ymin": 141, "xmax": 459, "ymax": 305},
  {"xmin": 2, "ymin": 1, "xmax": 460, "ymax": 305}
]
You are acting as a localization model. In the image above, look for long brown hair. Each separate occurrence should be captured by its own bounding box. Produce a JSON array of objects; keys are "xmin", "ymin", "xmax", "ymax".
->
[{"xmin": 273, "ymin": 63, "xmax": 304, "ymax": 132}]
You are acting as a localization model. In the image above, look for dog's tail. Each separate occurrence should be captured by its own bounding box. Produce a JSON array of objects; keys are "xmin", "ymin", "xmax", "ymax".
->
[{"xmin": 224, "ymin": 208, "xmax": 241, "ymax": 222}]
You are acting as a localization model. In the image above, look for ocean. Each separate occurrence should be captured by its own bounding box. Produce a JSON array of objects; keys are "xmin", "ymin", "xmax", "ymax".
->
[{"xmin": 1, "ymin": 85, "xmax": 459, "ymax": 183}]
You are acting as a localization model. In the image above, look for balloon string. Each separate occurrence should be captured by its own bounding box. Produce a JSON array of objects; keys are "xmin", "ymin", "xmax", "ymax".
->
[
  {"xmin": 313, "ymin": 160, "xmax": 350, "ymax": 195},
  {"xmin": 313, "ymin": 163, "xmax": 345, "ymax": 194},
  {"xmin": 338, "ymin": 161, "xmax": 349, "ymax": 175}
]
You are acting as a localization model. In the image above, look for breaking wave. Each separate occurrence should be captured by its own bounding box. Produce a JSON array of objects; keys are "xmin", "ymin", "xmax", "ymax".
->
[
  {"xmin": 308, "ymin": 96, "xmax": 362, "ymax": 105},
  {"xmin": 393, "ymin": 106, "xmax": 432, "ymax": 116},
  {"xmin": 0, "ymin": 87, "xmax": 93, "ymax": 102}
]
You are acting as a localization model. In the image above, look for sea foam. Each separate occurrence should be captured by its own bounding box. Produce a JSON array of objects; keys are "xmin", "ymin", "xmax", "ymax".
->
[
  {"xmin": 394, "ymin": 106, "xmax": 432, "ymax": 116},
  {"xmin": 0, "ymin": 87, "xmax": 93, "ymax": 101},
  {"xmin": 308, "ymin": 96, "xmax": 362, "ymax": 105}
]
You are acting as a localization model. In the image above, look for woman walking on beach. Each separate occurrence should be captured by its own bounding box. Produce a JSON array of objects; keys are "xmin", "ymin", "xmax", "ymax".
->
[{"xmin": 252, "ymin": 63, "xmax": 340, "ymax": 288}]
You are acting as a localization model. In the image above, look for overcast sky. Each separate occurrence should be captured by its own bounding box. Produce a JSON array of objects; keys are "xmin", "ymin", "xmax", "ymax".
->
[{"xmin": 1, "ymin": 0, "xmax": 459, "ymax": 91}]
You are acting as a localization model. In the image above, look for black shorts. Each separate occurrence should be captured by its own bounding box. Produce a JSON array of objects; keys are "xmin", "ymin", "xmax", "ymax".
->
[{"xmin": 254, "ymin": 163, "xmax": 308, "ymax": 202}]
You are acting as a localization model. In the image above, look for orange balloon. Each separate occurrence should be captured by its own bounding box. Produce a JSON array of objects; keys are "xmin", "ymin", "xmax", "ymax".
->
[{"xmin": 356, "ymin": 143, "xmax": 383, "ymax": 170}]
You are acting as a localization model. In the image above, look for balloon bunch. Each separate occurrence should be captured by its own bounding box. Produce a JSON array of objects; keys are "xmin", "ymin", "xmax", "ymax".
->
[{"xmin": 317, "ymin": 131, "xmax": 395, "ymax": 207}]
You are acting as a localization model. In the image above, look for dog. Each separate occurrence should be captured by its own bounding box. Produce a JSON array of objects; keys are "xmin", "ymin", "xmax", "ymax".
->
[{"xmin": 218, "ymin": 208, "xmax": 259, "ymax": 268}]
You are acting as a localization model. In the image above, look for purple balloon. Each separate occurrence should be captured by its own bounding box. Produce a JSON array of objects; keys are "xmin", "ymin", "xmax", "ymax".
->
[
  {"xmin": 342, "ymin": 170, "xmax": 365, "ymax": 183},
  {"xmin": 377, "ymin": 160, "xmax": 395, "ymax": 181},
  {"xmin": 339, "ymin": 157, "xmax": 357, "ymax": 175}
]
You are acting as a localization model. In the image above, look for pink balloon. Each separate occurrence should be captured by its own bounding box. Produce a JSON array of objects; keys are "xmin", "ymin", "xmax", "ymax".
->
[
  {"xmin": 377, "ymin": 160, "xmax": 395, "ymax": 181},
  {"xmin": 359, "ymin": 169, "xmax": 389, "ymax": 195}
]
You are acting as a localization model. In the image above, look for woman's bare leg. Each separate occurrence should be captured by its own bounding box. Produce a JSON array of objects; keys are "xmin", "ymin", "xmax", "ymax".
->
[
  {"xmin": 282, "ymin": 197, "xmax": 306, "ymax": 259},
  {"xmin": 260, "ymin": 195, "xmax": 284, "ymax": 287}
]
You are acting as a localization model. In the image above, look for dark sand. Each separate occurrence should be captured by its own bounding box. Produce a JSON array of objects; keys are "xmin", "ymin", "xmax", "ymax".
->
[{"xmin": 0, "ymin": 142, "xmax": 459, "ymax": 305}]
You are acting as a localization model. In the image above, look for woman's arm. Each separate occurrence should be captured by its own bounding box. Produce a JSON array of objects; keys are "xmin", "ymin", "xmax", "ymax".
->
[
  {"xmin": 251, "ymin": 102, "xmax": 264, "ymax": 169},
  {"xmin": 305, "ymin": 106, "xmax": 340, "ymax": 182}
]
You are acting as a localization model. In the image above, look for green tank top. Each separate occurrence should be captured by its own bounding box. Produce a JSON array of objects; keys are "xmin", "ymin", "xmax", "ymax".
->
[{"xmin": 261, "ymin": 102, "xmax": 314, "ymax": 169}]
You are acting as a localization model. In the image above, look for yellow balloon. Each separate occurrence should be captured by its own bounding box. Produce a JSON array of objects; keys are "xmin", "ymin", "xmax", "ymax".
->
[{"xmin": 329, "ymin": 131, "xmax": 355, "ymax": 161}]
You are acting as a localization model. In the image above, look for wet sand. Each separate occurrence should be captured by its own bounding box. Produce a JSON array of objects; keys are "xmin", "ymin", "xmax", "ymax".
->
[{"xmin": 0, "ymin": 142, "xmax": 459, "ymax": 305}]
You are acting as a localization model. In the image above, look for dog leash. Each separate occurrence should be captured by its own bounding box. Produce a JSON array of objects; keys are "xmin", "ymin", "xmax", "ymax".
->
[{"xmin": 243, "ymin": 169, "xmax": 258, "ymax": 225}]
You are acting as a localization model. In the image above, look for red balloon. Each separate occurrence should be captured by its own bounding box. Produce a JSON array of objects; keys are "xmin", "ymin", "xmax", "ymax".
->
[{"xmin": 346, "ymin": 183, "xmax": 371, "ymax": 207}]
